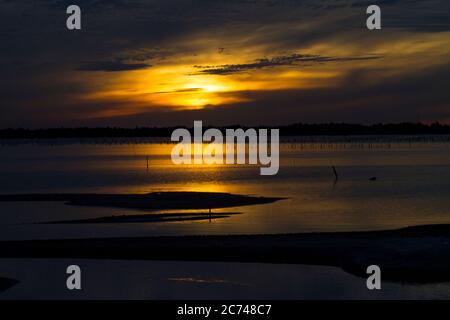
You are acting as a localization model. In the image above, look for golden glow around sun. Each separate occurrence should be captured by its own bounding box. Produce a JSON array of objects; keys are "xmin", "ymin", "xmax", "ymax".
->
[
  {"xmin": 79, "ymin": 63, "xmax": 253, "ymax": 114},
  {"xmin": 73, "ymin": 29, "xmax": 450, "ymax": 120}
]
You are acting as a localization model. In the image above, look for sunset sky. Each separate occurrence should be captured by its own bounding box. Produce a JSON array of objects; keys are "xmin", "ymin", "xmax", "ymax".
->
[{"xmin": 0, "ymin": 0, "xmax": 449, "ymax": 127}]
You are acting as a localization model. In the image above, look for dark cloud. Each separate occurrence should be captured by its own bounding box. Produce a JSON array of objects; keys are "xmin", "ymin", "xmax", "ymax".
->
[
  {"xmin": 40, "ymin": 0, "xmax": 141, "ymax": 11},
  {"xmin": 76, "ymin": 61, "xmax": 151, "ymax": 72},
  {"xmin": 350, "ymin": 0, "xmax": 404, "ymax": 7},
  {"xmin": 114, "ymin": 48, "xmax": 172, "ymax": 63},
  {"xmin": 194, "ymin": 54, "xmax": 382, "ymax": 75}
]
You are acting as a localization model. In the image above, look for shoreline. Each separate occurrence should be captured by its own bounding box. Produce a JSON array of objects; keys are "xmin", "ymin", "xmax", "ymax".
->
[{"xmin": 0, "ymin": 224, "xmax": 449, "ymax": 283}]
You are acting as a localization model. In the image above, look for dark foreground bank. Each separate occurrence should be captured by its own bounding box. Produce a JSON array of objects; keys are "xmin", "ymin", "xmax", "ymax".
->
[{"xmin": 0, "ymin": 224, "xmax": 449, "ymax": 283}]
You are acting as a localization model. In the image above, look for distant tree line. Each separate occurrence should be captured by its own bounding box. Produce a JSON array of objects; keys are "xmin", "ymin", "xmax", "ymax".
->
[{"xmin": 0, "ymin": 122, "xmax": 449, "ymax": 139}]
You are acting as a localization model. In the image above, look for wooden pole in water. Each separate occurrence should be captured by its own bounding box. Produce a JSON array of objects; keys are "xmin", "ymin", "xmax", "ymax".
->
[
  {"xmin": 332, "ymin": 166, "xmax": 338, "ymax": 181},
  {"xmin": 146, "ymin": 155, "xmax": 149, "ymax": 171}
]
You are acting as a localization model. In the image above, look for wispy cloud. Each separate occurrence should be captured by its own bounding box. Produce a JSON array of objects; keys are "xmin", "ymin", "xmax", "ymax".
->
[
  {"xmin": 76, "ymin": 61, "xmax": 151, "ymax": 72},
  {"xmin": 154, "ymin": 88, "xmax": 203, "ymax": 94},
  {"xmin": 194, "ymin": 53, "xmax": 382, "ymax": 75}
]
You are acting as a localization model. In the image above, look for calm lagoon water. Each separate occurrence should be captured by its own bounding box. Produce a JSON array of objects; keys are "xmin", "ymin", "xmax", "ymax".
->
[
  {"xmin": 0, "ymin": 136, "xmax": 449, "ymax": 240},
  {"xmin": 0, "ymin": 136, "xmax": 449, "ymax": 299}
]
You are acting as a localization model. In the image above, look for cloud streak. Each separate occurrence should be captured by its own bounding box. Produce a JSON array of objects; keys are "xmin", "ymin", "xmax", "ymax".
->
[
  {"xmin": 194, "ymin": 54, "xmax": 382, "ymax": 75},
  {"xmin": 76, "ymin": 61, "xmax": 151, "ymax": 72}
]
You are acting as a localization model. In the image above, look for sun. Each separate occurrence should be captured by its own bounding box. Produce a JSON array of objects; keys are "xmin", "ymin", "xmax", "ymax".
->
[
  {"xmin": 162, "ymin": 80, "xmax": 241, "ymax": 109},
  {"xmin": 200, "ymin": 84, "xmax": 223, "ymax": 92}
]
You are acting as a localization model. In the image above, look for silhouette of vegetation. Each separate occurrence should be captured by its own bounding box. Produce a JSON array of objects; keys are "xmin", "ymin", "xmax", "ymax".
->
[{"xmin": 0, "ymin": 122, "xmax": 449, "ymax": 139}]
